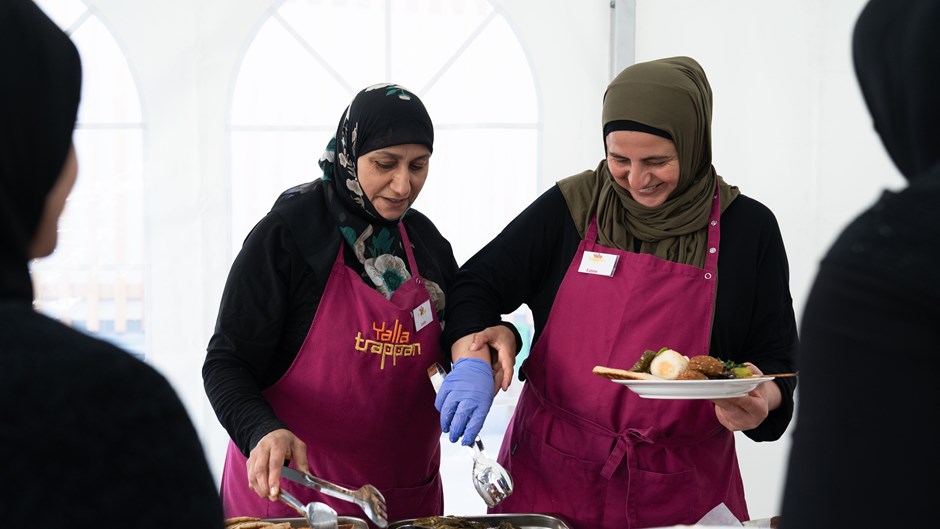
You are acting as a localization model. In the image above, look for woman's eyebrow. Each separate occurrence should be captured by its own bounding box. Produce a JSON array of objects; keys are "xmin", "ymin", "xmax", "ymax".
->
[
  {"xmin": 369, "ymin": 149, "xmax": 430, "ymax": 161},
  {"xmin": 609, "ymin": 152, "xmax": 675, "ymax": 162}
]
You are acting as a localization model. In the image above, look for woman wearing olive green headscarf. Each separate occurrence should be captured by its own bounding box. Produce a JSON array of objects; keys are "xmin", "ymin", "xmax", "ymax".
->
[{"xmin": 438, "ymin": 56, "xmax": 798, "ymax": 529}]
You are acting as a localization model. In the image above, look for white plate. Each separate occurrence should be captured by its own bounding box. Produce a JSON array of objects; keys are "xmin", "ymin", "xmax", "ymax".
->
[{"xmin": 611, "ymin": 376, "xmax": 775, "ymax": 399}]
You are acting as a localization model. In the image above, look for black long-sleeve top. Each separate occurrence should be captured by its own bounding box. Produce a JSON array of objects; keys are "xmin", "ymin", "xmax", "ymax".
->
[
  {"xmin": 780, "ymin": 0, "xmax": 940, "ymax": 525},
  {"xmin": 441, "ymin": 184, "xmax": 798, "ymax": 441},
  {"xmin": 203, "ymin": 181, "xmax": 458, "ymax": 457},
  {"xmin": 1, "ymin": 302, "xmax": 225, "ymax": 528},
  {"xmin": 780, "ymin": 177, "xmax": 940, "ymax": 529}
]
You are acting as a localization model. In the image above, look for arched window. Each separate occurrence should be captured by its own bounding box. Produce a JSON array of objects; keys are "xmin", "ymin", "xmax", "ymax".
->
[
  {"xmin": 229, "ymin": 0, "xmax": 539, "ymax": 265},
  {"xmin": 32, "ymin": 0, "xmax": 146, "ymax": 358}
]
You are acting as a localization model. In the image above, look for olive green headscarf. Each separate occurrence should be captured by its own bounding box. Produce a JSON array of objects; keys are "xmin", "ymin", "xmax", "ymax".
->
[{"xmin": 558, "ymin": 56, "xmax": 739, "ymax": 268}]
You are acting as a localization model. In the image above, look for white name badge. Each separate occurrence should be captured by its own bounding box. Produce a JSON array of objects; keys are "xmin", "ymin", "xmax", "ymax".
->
[
  {"xmin": 578, "ymin": 250, "xmax": 619, "ymax": 277},
  {"xmin": 413, "ymin": 299, "xmax": 434, "ymax": 331}
]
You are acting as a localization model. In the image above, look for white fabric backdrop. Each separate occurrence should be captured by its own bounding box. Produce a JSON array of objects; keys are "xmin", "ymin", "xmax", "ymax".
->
[
  {"xmin": 30, "ymin": 0, "xmax": 897, "ymax": 520},
  {"xmin": 632, "ymin": 0, "xmax": 901, "ymax": 520}
]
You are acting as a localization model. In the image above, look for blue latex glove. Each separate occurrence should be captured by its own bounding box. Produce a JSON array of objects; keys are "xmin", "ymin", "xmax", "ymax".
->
[{"xmin": 435, "ymin": 358, "xmax": 495, "ymax": 446}]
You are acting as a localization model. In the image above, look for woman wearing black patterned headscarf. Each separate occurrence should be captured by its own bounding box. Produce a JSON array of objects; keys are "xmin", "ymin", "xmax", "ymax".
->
[
  {"xmin": 0, "ymin": 1, "xmax": 224, "ymax": 527},
  {"xmin": 780, "ymin": 1, "xmax": 940, "ymax": 527},
  {"xmin": 205, "ymin": 83, "xmax": 460, "ymax": 522},
  {"xmin": 319, "ymin": 83, "xmax": 445, "ymax": 308}
]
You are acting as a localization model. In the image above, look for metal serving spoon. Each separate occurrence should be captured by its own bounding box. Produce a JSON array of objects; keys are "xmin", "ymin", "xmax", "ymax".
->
[
  {"xmin": 428, "ymin": 362, "xmax": 514, "ymax": 507},
  {"xmin": 278, "ymin": 490, "xmax": 338, "ymax": 529}
]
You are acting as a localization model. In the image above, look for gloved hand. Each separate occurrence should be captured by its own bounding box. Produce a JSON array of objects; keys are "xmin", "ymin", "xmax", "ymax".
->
[{"xmin": 435, "ymin": 358, "xmax": 495, "ymax": 446}]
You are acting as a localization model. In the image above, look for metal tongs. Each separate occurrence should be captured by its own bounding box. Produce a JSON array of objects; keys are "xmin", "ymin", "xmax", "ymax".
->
[{"xmin": 281, "ymin": 466, "xmax": 388, "ymax": 528}]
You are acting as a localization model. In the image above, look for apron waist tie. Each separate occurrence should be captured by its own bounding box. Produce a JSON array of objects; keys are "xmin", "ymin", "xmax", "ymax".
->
[
  {"xmin": 526, "ymin": 379, "xmax": 729, "ymax": 480},
  {"xmin": 525, "ymin": 381, "xmax": 657, "ymax": 479},
  {"xmin": 602, "ymin": 430, "xmax": 656, "ymax": 479}
]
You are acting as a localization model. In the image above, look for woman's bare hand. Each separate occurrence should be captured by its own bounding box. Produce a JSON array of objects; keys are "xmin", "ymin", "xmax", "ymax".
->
[
  {"xmin": 466, "ymin": 325, "xmax": 517, "ymax": 391},
  {"xmin": 711, "ymin": 363, "xmax": 781, "ymax": 431},
  {"xmin": 246, "ymin": 428, "xmax": 309, "ymax": 500}
]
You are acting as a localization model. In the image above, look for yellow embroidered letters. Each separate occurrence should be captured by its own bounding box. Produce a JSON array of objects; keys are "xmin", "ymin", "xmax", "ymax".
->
[{"xmin": 354, "ymin": 319, "xmax": 421, "ymax": 369}]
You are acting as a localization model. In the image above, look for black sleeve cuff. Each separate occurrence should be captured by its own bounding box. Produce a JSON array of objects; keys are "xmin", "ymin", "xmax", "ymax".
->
[
  {"xmin": 498, "ymin": 320, "xmax": 523, "ymax": 355},
  {"xmin": 244, "ymin": 418, "xmax": 291, "ymax": 457}
]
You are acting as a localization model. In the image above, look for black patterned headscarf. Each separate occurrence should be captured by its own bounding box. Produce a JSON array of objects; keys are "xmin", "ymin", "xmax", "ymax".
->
[
  {"xmin": 317, "ymin": 83, "xmax": 438, "ymax": 301},
  {"xmin": 0, "ymin": 0, "xmax": 82, "ymax": 301}
]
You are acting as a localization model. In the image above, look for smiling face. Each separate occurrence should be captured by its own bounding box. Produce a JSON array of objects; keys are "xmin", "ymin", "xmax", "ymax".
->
[
  {"xmin": 357, "ymin": 143, "xmax": 431, "ymax": 220},
  {"xmin": 605, "ymin": 130, "xmax": 681, "ymax": 208}
]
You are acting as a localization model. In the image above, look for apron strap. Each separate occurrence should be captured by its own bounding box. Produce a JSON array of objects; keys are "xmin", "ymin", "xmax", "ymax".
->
[
  {"xmin": 397, "ymin": 221, "xmax": 420, "ymax": 274},
  {"xmin": 334, "ymin": 220, "xmax": 422, "ymax": 277},
  {"xmin": 703, "ymin": 179, "xmax": 722, "ymax": 275},
  {"xmin": 585, "ymin": 214, "xmax": 600, "ymax": 243}
]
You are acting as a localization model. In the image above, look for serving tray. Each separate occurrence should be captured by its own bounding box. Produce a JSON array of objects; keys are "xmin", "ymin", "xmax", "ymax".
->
[
  {"xmin": 388, "ymin": 514, "xmax": 571, "ymax": 529},
  {"xmin": 263, "ymin": 516, "xmax": 369, "ymax": 529}
]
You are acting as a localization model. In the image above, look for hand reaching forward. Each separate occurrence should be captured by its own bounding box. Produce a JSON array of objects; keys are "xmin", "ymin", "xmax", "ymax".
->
[
  {"xmin": 247, "ymin": 428, "xmax": 309, "ymax": 500},
  {"xmin": 435, "ymin": 358, "xmax": 496, "ymax": 446}
]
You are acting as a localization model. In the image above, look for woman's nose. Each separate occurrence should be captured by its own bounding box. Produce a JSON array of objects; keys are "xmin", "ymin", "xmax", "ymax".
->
[
  {"xmin": 627, "ymin": 164, "xmax": 648, "ymax": 188},
  {"xmin": 388, "ymin": 167, "xmax": 411, "ymax": 196}
]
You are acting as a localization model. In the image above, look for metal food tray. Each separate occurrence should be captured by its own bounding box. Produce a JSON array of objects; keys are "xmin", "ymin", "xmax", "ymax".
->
[
  {"xmin": 388, "ymin": 514, "xmax": 571, "ymax": 529},
  {"xmin": 263, "ymin": 516, "xmax": 369, "ymax": 529}
]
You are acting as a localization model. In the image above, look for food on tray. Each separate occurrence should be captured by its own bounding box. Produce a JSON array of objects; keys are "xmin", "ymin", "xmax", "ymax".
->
[
  {"xmin": 412, "ymin": 515, "xmax": 520, "ymax": 529},
  {"xmin": 224, "ymin": 517, "xmax": 351, "ymax": 529},
  {"xmin": 225, "ymin": 519, "xmax": 272, "ymax": 529},
  {"xmin": 227, "ymin": 522, "xmax": 281, "ymax": 529},
  {"xmin": 226, "ymin": 517, "xmax": 262, "ymax": 526}
]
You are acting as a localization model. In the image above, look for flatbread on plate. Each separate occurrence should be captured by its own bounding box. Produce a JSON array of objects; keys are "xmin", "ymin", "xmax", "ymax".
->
[{"xmin": 593, "ymin": 365, "xmax": 659, "ymax": 380}]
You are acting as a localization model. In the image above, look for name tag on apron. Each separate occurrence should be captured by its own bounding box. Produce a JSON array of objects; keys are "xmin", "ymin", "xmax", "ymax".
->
[
  {"xmin": 413, "ymin": 299, "xmax": 434, "ymax": 331},
  {"xmin": 578, "ymin": 250, "xmax": 619, "ymax": 277}
]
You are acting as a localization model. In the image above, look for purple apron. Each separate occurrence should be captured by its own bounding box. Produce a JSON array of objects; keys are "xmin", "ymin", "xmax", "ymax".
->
[
  {"xmin": 220, "ymin": 222, "xmax": 444, "ymax": 526},
  {"xmin": 490, "ymin": 185, "xmax": 747, "ymax": 529}
]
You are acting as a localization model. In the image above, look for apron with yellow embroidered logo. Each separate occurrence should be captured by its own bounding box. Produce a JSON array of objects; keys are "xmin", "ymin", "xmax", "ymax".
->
[{"xmin": 221, "ymin": 222, "xmax": 444, "ymax": 524}]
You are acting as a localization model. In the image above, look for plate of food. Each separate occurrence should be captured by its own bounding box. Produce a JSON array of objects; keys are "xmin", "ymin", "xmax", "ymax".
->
[
  {"xmin": 593, "ymin": 349, "xmax": 781, "ymax": 400},
  {"xmin": 603, "ymin": 375, "xmax": 774, "ymax": 399}
]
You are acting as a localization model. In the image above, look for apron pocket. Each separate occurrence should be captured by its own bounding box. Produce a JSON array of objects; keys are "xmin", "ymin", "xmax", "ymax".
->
[
  {"xmin": 631, "ymin": 466, "xmax": 694, "ymax": 528},
  {"xmin": 520, "ymin": 397, "xmax": 613, "ymax": 469},
  {"xmin": 380, "ymin": 472, "xmax": 443, "ymax": 521},
  {"xmin": 507, "ymin": 408, "xmax": 607, "ymax": 528}
]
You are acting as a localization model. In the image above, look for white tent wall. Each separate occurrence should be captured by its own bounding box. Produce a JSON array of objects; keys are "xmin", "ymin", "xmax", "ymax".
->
[
  {"xmin": 61, "ymin": 0, "xmax": 612, "ymax": 514},
  {"xmin": 38, "ymin": 0, "xmax": 898, "ymax": 521},
  {"xmin": 628, "ymin": 0, "xmax": 902, "ymax": 519}
]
